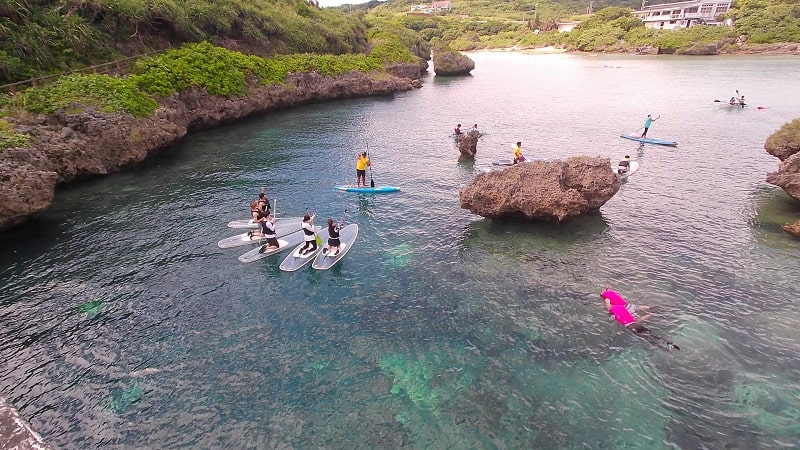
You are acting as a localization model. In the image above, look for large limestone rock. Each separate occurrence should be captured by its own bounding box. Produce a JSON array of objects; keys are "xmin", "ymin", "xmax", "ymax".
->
[
  {"xmin": 0, "ymin": 66, "xmax": 422, "ymax": 230},
  {"xmin": 433, "ymin": 49, "xmax": 475, "ymax": 76},
  {"xmin": 764, "ymin": 118, "xmax": 800, "ymax": 237},
  {"xmin": 459, "ymin": 156, "xmax": 620, "ymax": 222},
  {"xmin": 457, "ymin": 130, "xmax": 480, "ymax": 162}
]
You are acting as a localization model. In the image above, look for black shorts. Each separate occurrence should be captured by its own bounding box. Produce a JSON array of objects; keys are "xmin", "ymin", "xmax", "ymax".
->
[
  {"xmin": 628, "ymin": 323, "xmax": 649, "ymax": 334},
  {"xmin": 356, "ymin": 169, "xmax": 366, "ymax": 176},
  {"xmin": 328, "ymin": 238, "xmax": 341, "ymax": 246},
  {"xmin": 266, "ymin": 237, "xmax": 279, "ymax": 247}
]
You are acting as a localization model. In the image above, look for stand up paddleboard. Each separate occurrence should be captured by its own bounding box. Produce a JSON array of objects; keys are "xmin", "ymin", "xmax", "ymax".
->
[
  {"xmin": 311, "ymin": 224, "xmax": 358, "ymax": 270},
  {"xmin": 619, "ymin": 134, "xmax": 677, "ymax": 146},
  {"xmin": 612, "ymin": 161, "xmax": 640, "ymax": 181},
  {"xmin": 218, "ymin": 219, "xmax": 303, "ymax": 249},
  {"xmin": 279, "ymin": 228, "xmax": 330, "ymax": 272},
  {"xmin": 335, "ymin": 186, "xmax": 400, "ymax": 194},
  {"xmin": 238, "ymin": 227, "xmax": 320, "ymax": 263},
  {"xmin": 227, "ymin": 216, "xmax": 303, "ymax": 229}
]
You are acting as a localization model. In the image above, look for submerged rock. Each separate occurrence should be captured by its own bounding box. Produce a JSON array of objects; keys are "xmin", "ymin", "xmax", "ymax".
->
[{"xmin": 459, "ymin": 156, "xmax": 620, "ymax": 222}]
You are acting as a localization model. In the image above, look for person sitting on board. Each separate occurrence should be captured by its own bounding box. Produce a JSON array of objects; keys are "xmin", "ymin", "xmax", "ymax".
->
[
  {"xmin": 453, "ymin": 124, "xmax": 462, "ymax": 135},
  {"xmin": 512, "ymin": 141, "xmax": 525, "ymax": 164},
  {"xmin": 322, "ymin": 218, "xmax": 341, "ymax": 256},
  {"xmin": 729, "ymin": 97, "xmax": 737, "ymax": 105},
  {"xmin": 257, "ymin": 187, "xmax": 271, "ymax": 216},
  {"xmin": 257, "ymin": 214, "xmax": 280, "ymax": 253},
  {"xmin": 246, "ymin": 200, "xmax": 267, "ymax": 239},
  {"xmin": 641, "ymin": 114, "xmax": 658, "ymax": 138},
  {"xmin": 738, "ymin": 95, "xmax": 745, "ymax": 107},
  {"xmin": 617, "ymin": 155, "xmax": 631, "ymax": 174},
  {"xmin": 356, "ymin": 152, "xmax": 370, "ymax": 187},
  {"xmin": 605, "ymin": 297, "xmax": 679, "ymax": 351},
  {"xmin": 601, "ymin": 287, "xmax": 652, "ymax": 321},
  {"xmin": 299, "ymin": 214, "xmax": 318, "ymax": 255},
  {"xmin": 469, "ymin": 124, "xmax": 479, "ymax": 133}
]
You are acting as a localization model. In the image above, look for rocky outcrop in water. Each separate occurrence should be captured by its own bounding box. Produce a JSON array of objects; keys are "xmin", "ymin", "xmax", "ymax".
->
[
  {"xmin": 764, "ymin": 118, "xmax": 800, "ymax": 238},
  {"xmin": 432, "ymin": 49, "xmax": 475, "ymax": 76},
  {"xmin": 459, "ymin": 156, "xmax": 620, "ymax": 222},
  {"xmin": 457, "ymin": 130, "xmax": 480, "ymax": 162},
  {"xmin": 0, "ymin": 396, "xmax": 50, "ymax": 449},
  {"xmin": 0, "ymin": 67, "xmax": 421, "ymax": 231}
]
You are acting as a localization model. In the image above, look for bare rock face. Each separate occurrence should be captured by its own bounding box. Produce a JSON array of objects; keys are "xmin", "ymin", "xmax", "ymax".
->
[
  {"xmin": 459, "ymin": 156, "xmax": 621, "ymax": 222},
  {"xmin": 765, "ymin": 118, "xmax": 800, "ymax": 200},
  {"xmin": 0, "ymin": 66, "xmax": 422, "ymax": 230},
  {"xmin": 433, "ymin": 49, "xmax": 475, "ymax": 76},
  {"xmin": 783, "ymin": 220, "xmax": 800, "ymax": 239},
  {"xmin": 457, "ymin": 130, "xmax": 480, "ymax": 162}
]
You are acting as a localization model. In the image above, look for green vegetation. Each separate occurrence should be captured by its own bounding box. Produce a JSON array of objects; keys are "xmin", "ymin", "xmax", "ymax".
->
[
  {"xmin": 765, "ymin": 119, "xmax": 800, "ymax": 155},
  {"xmin": 365, "ymin": 0, "xmax": 800, "ymax": 54},
  {"xmin": 0, "ymin": 119, "xmax": 30, "ymax": 149},
  {"xmin": 0, "ymin": 41, "xmax": 398, "ymax": 147},
  {"xmin": 0, "ymin": 0, "xmax": 371, "ymax": 84}
]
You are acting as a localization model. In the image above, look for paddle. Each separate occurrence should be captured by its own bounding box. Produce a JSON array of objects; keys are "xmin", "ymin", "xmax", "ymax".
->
[{"xmin": 366, "ymin": 145, "xmax": 375, "ymax": 188}]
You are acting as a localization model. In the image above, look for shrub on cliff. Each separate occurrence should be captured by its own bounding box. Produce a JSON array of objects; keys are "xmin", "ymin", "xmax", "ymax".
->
[
  {"xmin": 4, "ymin": 74, "xmax": 158, "ymax": 117},
  {"xmin": 0, "ymin": 119, "xmax": 30, "ymax": 149},
  {"xmin": 131, "ymin": 42, "xmax": 385, "ymax": 97}
]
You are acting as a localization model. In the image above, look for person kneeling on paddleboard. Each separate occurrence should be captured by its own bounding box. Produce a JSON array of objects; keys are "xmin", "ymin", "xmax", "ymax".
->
[
  {"xmin": 246, "ymin": 200, "xmax": 267, "ymax": 239},
  {"xmin": 322, "ymin": 218, "xmax": 341, "ymax": 256},
  {"xmin": 299, "ymin": 214, "xmax": 317, "ymax": 255},
  {"xmin": 257, "ymin": 214, "xmax": 280, "ymax": 253},
  {"xmin": 617, "ymin": 155, "xmax": 631, "ymax": 174}
]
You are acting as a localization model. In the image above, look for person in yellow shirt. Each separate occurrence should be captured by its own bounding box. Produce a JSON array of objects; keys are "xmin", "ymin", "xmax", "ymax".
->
[
  {"xmin": 356, "ymin": 151, "xmax": 370, "ymax": 187},
  {"xmin": 513, "ymin": 141, "xmax": 525, "ymax": 164}
]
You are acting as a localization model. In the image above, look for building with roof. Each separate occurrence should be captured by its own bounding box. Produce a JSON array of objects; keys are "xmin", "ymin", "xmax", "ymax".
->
[{"xmin": 632, "ymin": 0, "xmax": 733, "ymax": 30}]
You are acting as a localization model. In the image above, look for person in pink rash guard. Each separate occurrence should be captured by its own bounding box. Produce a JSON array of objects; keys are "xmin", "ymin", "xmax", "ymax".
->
[
  {"xmin": 604, "ymin": 290, "xmax": 680, "ymax": 351},
  {"xmin": 601, "ymin": 288, "xmax": 652, "ymax": 321}
]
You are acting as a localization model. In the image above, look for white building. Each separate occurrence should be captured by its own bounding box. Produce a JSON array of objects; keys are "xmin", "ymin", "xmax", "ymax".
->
[{"xmin": 633, "ymin": 0, "xmax": 733, "ymax": 30}]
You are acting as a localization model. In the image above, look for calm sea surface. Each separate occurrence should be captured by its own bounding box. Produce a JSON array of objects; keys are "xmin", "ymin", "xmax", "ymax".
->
[{"xmin": 2, "ymin": 52, "xmax": 800, "ymax": 449}]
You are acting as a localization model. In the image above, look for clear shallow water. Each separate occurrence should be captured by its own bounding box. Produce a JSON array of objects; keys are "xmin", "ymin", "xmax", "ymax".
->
[{"xmin": 2, "ymin": 53, "xmax": 800, "ymax": 449}]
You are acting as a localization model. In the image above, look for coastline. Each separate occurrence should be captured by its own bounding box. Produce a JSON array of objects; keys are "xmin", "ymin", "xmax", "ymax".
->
[
  {"xmin": 0, "ymin": 66, "xmax": 422, "ymax": 231},
  {"xmin": 468, "ymin": 42, "xmax": 800, "ymax": 56}
]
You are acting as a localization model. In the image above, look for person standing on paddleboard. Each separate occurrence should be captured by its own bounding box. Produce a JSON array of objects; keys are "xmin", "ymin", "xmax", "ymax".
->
[
  {"xmin": 641, "ymin": 114, "xmax": 658, "ymax": 138},
  {"xmin": 513, "ymin": 141, "xmax": 525, "ymax": 164},
  {"xmin": 356, "ymin": 152, "xmax": 370, "ymax": 187}
]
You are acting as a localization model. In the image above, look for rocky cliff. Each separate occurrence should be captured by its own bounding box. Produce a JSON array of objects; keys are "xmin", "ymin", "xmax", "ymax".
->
[
  {"xmin": 764, "ymin": 118, "xmax": 800, "ymax": 237},
  {"xmin": 0, "ymin": 68, "xmax": 421, "ymax": 230},
  {"xmin": 459, "ymin": 156, "xmax": 620, "ymax": 222}
]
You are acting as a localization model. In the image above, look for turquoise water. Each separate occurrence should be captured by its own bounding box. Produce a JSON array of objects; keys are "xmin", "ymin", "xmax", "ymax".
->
[{"xmin": 2, "ymin": 53, "xmax": 800, "ymax": 449}]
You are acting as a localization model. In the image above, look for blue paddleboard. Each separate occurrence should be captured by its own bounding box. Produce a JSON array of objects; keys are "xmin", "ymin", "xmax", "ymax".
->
[
  {"xmin": 619, "ymin": 134, "xmax": 677, "ymax": 146},
  {"xmin": 335, "ymin": 185, "xmax": 400, "ymax": 193}
]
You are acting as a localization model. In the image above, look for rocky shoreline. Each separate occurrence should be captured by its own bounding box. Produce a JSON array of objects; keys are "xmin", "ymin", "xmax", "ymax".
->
[
  {"xmin": 474, "ymin": 42, "xmax": 800, "ymax": 56},
  {"xmin": 0, "ymin": 65, "xmax": 422, "ymax": 231}
]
